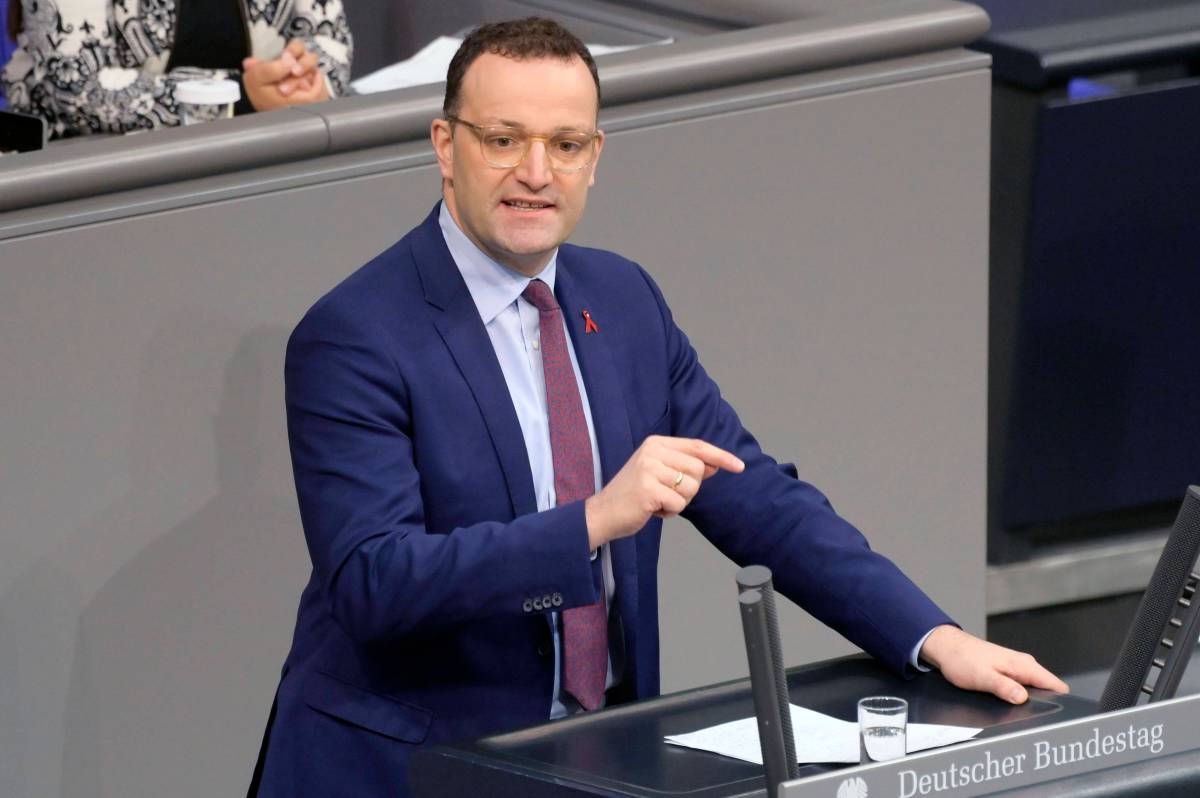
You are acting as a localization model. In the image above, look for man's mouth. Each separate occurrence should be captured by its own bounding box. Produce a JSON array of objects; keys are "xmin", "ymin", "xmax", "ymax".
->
[{"xmin": 502, "ymin": 199, "xmax": 555, "ymax": 211}]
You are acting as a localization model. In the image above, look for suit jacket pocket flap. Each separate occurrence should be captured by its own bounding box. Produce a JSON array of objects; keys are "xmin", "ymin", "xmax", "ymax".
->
[
  {"xmin": 647, "ymin": 401, "xmax": 671, "ymax": 436},
  {"xmin": 304, "ymin": 670, "xmax": 432, "ymax": 744}
]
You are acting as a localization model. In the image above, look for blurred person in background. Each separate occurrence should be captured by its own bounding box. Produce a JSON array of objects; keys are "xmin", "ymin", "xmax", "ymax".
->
[
  {"xmin": 1, "ymin": 0, "xmax": 15, "ymax": 109},
  {"xmin": 1, "ymin": 0, "xmax": 352, "ymax": 138}
]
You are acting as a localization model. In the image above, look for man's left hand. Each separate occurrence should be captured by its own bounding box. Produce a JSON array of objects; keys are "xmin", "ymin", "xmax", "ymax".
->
[{"xmin": 919, "ymin": 625, "xmax": 1069, "ymax": 704}]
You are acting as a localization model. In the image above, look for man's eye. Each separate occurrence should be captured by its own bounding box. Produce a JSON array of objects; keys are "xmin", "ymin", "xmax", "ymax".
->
[
  {"xmin": 555, "ymin": 139, "xmax": 583, "ymax": 154},
  {"xmin": 490, "ymin": 136, "xmax": 516, "ymax": 148}
]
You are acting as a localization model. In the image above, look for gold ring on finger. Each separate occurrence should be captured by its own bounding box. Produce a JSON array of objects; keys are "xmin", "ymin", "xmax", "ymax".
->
[{"xmin": 672, "ymin": 470, "xmax": 685, "ymax": 490}]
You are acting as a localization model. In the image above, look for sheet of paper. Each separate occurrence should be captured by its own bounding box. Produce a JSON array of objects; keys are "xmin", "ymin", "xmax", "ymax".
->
[
  {"xmin": 350, "ymin": 37, "xmax": 673, "ymax": 94},
  {"xmin": 351, "ymin": 36, "xmax": 464, "ymax": 94},
  {"xmin": 664, "ymin": 704, "xmax": 981, "ymax": 765}
]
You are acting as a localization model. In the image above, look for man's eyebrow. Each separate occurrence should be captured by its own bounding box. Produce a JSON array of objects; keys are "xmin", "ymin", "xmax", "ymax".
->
[{"xmin": 492, "ymin": 118, "xmax": 594, "ymax": 133}]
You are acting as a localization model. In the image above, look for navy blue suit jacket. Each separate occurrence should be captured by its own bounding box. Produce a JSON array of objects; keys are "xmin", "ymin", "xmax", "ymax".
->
[{"xmin": 253, "ymin": 205, "xmax": 953, "ymax": 796}]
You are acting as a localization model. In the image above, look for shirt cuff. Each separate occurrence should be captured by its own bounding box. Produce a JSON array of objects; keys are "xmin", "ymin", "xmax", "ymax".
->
[{"xmin": 910, "ymin": 627, "xmax": 938, "ymax": 672}]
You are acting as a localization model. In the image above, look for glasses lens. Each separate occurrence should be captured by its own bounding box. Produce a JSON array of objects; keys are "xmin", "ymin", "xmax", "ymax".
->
[
  {"xmin": 547, "ymin": 133, "xmax": 594, "ymax": 171},
  {"xmin": 477, "ymin": 126, "xmax": 595, "ymax": 172},
  {"xmin": 480, "ymin": 127, "xmax": 527, "ymax": 168}
]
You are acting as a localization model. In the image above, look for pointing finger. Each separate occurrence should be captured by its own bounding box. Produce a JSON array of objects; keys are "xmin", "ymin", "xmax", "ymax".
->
[
  {"xmin": 657, "ymin": 437, "xmax": 744, "ymax": 476},
  {"xmin": 657, "ymin": 449, "xmax": 708, "ymax": 484}
]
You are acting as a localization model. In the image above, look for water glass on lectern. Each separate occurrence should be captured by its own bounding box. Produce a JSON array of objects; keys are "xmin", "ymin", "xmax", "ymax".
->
[{"xmin": 858, "ymin": 696, "xmax": 907, "ymax": 763}]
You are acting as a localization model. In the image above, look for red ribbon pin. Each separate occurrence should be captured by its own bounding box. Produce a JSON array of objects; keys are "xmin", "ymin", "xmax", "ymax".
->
[{"xmin": 582, "ymin": 309, "xmax": 599, "ymax": 334}]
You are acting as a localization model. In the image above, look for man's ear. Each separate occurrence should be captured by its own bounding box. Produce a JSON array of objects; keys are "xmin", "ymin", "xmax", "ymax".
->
[
  {"xmin": 431, "ymin": 118, "xmax": 454, "ymax": 181},
  {"xmin": 587, "ymin": 129, "xmax": 605, "ymax": 188}
]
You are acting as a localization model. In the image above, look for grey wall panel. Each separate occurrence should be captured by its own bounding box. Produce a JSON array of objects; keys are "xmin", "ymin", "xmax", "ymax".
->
[
  {"xmin": 0, "ymin": 59, "xmax": 990, "ymax": 797},
  {"xmin": 0, "ymin": 173, "xmax": 441, "ymax": 798}
]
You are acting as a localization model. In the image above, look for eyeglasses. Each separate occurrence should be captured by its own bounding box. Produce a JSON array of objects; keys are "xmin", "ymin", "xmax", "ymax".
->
[{"xmin": 446, "ymin": 115, "xmax": 600, "ymax": 173}]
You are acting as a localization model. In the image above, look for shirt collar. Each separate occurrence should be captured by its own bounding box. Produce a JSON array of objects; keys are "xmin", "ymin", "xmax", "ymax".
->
[{"xmin": 438, "ymin": 201, "xmax": 558, "ymax": 325}]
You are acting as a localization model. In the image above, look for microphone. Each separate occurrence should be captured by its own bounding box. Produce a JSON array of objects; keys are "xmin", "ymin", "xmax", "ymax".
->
[{"xmin": 737, "ymin": 565, "xmax": 798, "ymax": 797}]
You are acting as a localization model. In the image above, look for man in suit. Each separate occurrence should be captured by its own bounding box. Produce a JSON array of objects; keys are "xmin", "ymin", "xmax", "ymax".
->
[{"xmin": 250, "ymin": 17, "xmax": 1067, "ymax": 797}]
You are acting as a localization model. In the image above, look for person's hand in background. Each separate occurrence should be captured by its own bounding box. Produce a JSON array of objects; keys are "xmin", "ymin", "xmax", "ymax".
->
[{"xmin": 242, "ymin": 39, "xmax": 330, "ymax": 111}]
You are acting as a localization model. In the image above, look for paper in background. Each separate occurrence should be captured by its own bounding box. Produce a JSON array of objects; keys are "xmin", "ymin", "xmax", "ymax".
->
[{"xmin": 351, "ymin": 36, "xmax": 672, "ymax": 94}]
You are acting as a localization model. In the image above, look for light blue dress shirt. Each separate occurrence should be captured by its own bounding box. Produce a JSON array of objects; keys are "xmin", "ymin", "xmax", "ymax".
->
[
  {"xmin": 438, "ymin": 204, "xmax": 932, "ymax": 713},
  {"xmin": 439, "ymin": 203, "xmax": 616, "ymax": 718}
]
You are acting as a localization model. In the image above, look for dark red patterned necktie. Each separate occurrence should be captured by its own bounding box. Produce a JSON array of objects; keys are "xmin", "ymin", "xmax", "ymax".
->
[{"xmin": 522, "ymin": 278, "xmax": 608, "ymax": 710}]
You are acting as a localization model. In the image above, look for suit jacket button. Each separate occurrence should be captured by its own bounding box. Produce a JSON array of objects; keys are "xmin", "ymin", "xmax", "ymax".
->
[
  {"xmin": 542, "ymin": 593, "xmax": 553, "ymax": 608},
  {"xmin": 532, "ymin": 597, "xmax": 543, "ymax": 611},
  {"xmin": 551, "ymin": 593, "xmax": 563, "ymax": 607},
  {"xmin": 523, "ymin": 599, "xmax": 533, "ymax": 613}
]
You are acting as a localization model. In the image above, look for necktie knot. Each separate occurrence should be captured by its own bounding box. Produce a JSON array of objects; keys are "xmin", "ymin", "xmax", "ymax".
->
[{"xmin": 522, "ymin": 278, "xmax": 559, "ymax": 313}]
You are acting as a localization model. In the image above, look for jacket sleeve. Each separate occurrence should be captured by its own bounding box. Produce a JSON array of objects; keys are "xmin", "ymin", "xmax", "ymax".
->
[
  {"xmin": 635, "ymin": 266, "xmax": 956, "ymax": 676},
  {"xmin": 282, "ymin": 0, "xmax": 353, "ymax": 98},
  {"xmin": 284, "ymin": 299, "xmax": 597, "ymax": 645},
  {"xmin": 2, "ymin": 0, "xmax": 232, "ymax": 137}
]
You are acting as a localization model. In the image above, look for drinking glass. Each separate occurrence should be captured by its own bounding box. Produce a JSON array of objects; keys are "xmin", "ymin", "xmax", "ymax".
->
[{"xmin": 858, "ymin": 696, "xmax": 907, "ymax": 763}]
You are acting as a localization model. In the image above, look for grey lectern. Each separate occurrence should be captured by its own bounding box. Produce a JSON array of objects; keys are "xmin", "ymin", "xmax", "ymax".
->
[{"xmin": 409, "ymin": 657, "xmax": 1090, "ymax": 797}]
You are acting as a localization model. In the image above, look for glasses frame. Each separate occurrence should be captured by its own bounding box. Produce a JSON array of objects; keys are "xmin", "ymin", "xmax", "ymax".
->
[{"xmin": 446, "ymin": 115, "xmax": 600, "ymax": 174}]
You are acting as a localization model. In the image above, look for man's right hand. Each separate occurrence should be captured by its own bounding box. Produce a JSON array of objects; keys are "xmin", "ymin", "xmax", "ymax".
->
[{"xmin": 584, "ymin": 436, "xmax": 744, "ymax": 550}]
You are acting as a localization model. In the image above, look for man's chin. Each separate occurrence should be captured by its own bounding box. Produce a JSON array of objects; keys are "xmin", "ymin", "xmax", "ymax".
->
[
  {"xmin": 499, "ymin": 233, "xmax": 565, "ymax": 258},
  {"xmin": 489, "ymin": 238, "xmax": 562, "ymax": 274}
]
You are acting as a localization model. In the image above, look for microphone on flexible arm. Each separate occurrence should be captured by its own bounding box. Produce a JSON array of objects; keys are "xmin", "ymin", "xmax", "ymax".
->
[{"xmin": 737, "ymin": 565, "xmax": 799, "ymax": 798}]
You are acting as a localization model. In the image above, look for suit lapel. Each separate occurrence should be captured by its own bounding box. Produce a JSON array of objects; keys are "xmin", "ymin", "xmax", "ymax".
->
[
  {"xmin": 554, "ymin": 251, "xmax": 641, "ymax": 653},
  {"xmin": 411, "ymin": 207, "xmax": 538, "ymax": 519}
]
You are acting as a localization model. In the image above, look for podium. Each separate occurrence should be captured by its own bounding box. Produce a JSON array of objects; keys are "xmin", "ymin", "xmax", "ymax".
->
[{"xmin": 409, "ymin": 656, "xmax": 1093, "ymax": 797}]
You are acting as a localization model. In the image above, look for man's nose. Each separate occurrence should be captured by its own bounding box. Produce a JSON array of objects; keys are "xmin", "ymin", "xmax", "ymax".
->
[{"xmin": 514, "ymin": 140, "xmax": 553, "ymax": 190}]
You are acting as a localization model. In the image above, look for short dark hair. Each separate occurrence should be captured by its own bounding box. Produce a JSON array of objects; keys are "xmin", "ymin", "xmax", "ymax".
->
[{"xmin": 443, "ymin": 17, "xmax": 601, "ymax": 119}]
